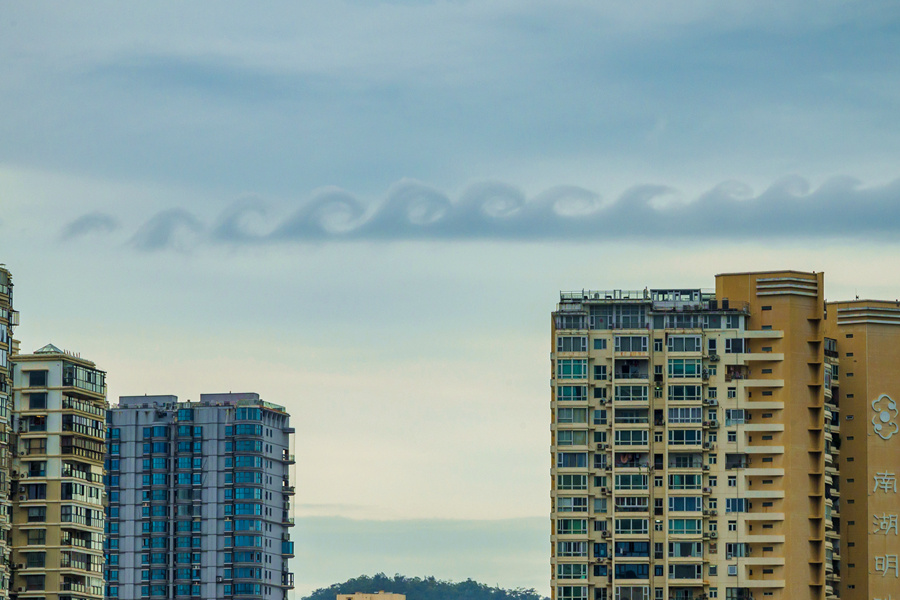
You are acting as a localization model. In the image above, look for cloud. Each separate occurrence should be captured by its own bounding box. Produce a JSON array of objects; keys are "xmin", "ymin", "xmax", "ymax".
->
[
  {"xmin": 68, "ymin": 175, "xmax": 900, "ymax": 250},
  {"xmin": 129, "ymin": 208, "xmax": 203, "ymax": 252},
  {"xmin": 64, "ymin": 174, "xmax": 881, "ymax": 249},
  {"xmin": 59, "ymin": 211, "xmax": 119, "ymax": 240}
]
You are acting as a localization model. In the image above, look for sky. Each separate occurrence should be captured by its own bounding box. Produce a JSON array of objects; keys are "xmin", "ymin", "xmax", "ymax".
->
[{"xmin": 3, "ymin": 0, "xmax": 900, "ymax": 596}]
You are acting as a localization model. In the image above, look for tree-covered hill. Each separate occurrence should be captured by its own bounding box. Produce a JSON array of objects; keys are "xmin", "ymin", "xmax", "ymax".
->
[{"xmin": 301, "ymin": 574, "xmax": 548, "ymax": 600}]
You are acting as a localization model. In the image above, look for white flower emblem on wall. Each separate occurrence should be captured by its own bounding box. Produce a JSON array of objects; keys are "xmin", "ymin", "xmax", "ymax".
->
[{"xmin": 872, "ymin": 394, "xmax": 900, "ymax": 441}]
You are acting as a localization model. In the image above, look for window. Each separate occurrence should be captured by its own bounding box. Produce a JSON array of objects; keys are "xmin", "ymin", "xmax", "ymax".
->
[
  {"xmin": 593, "ymin": 338, "xmax": 607, "ymax": 350},
  {"xmin": 27, "ymin": 507, "xmax": 46, "ymax": 522},
  {"xmin": 26, "ymin": 529, "xmax": 46, "ymax": 545},
  {"xmin": 726, "ymin": 498, "xmax": 748, "ymax": 513},
  {"xmin": 23, "ymin": 575, "xmax": 45, "ymax": 591},
  {"xmin": 558, "ymin": 497, "xmax": 588, "ymax": 513},
  {"xmin": 557, "ymin": 541, "xmax": 587, "ymax": 557},
  {"xmin": 725, "ymin": 409, "xmax": 745, "ymax": 425},
  {"xmin": 667, "ymin": 474, "xmax": 701, "ymax": 490},
  {"xmin": 616, "ymin": 336, "xmax": 648, "ymax": 353},
  {"xmin": 668, "ymin": 429, "xmax": 702, "ymax": 446},
  {"xmin": 557, "ymin": 519, "xmax": 588, "ymax": 535},
  {"xmin": 615, "ymin": 518, "xmax": 648, "ymax": 535},
  {"xmin": 668, "ymin": 359, "xmax": 702, "ymax": 378},
  {"xmin": 668, "ymin": 336, "xmax": 701, "ymax": 353},
  {"xmin": 557, "ymin": 453, "xmax": 587, "ymax": 468},
  {"xmin": 558, "ymin": 408, "xmax": 588, "ymax": 424},
  {"xmin": 557, "ymin": 586, "xmax": 588, "ymax": 600},
  {"xmin": 654, "ymin": 339, "xmax": 663, "ymax": 352},
  {"xmin": 616, "ymin": 385, "xmax": 648, "ymax": 402},
  {"xmin": 667, "ymin": 385, "xmax": 702, "ymax": 402},
  {"xmin": 594, "ymin": 365, "xmax": 608, "ymax": 380},
  {"xmin": 724, "ymin": 339, "xmax": 747, "ymax": 353},
  {"xmin": 668, "ymin": 563, "xmax": 702, "ymax": 580},
  {"xmin": 615, "ymin": 474, "xmax": 648, "ymax": 490},
  {"xmin": 668, "ymin": 497, "xmax": 702, "ymax": 512},
  {"xmin": 28, "ymin": 393, "xmax": 48, "ymax": 409},
  {"xmin": 25, "ymin": 438, "xmax": 47, "ymax": 455},
  {"xmin": 615, "ymin": 430, "xmax": 648, "ymax": 446},
  {"xmin": 558, "ymin": 386, "xmax": 588, "ymax": 402},
  {"xmin": 668, "ymin": 519, "xmax": 702, "ymax": 534},
  {"xmin": 557, "ymin": 563, "xmax": 588, "ymax": 580},
  {"xmin": 668, "ymin": 407, "xmax": 702, "ymax": 423},
  {"xmin": 557, "ymin": 430, "xmax": 588, "ymax": 446},
  {"xmin": 615, "ymin": 541, "xmax": 650, "ymax": 557},
  {"xmin": 558, "ymin": 359, "xmax": 588, "ymax": 380},
  {"xmin": 593, "ymin": 410, "xmax": 607, "ymax": 425},
  {"xmin": 23, "ymin": 552, "xmax": 45, "ymax": 568},
  {"xmin": 558, "ymin": 336, "xmax": 587, "ymax": 353},
  {"xmin": 28, "ymin": 371, "xmax": 48, "ymax": 387}
]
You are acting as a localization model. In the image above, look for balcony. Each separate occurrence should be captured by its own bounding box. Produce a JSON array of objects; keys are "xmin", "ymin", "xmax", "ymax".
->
[
  {"xmin": 281, "ymin": 572, "xmax": 295, "ymax": 589},
  {"xmin": 615, "ymin": 360, "xmax": 649, "ymax": 380}
]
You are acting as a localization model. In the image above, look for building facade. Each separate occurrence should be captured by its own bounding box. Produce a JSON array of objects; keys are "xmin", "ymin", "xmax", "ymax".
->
[
  {"xmin": 10, "ymin": 343, "xmax": 108, "ymax": 600},
  {"xmin": 0, "ymin": 267, "xmax": 19, "ymax": 599},
  {"xmin": 105, "ymin": 393, "xmax": 296, "ymax": 600},
  {"xmin": 550, "ymin": 270, "xmax": 900, "ymax": 600}
]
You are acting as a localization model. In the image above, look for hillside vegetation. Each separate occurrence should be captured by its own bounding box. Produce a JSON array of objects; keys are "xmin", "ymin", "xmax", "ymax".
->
[{"xmin": 302, "ymin": 574, "xmax": 548, "ymax": 600}]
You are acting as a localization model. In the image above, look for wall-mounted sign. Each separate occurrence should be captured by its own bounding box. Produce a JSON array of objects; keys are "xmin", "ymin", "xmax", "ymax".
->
[{"xmin": 872, "ymin": 394, "xmax": 900, "ymax": 441}]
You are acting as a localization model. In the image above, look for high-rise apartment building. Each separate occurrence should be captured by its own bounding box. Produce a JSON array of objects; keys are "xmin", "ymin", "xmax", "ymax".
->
[
  {"xmin": 550, "ymin": 270, "xmax": 899, "ymax": 600},
  {"xmin": 105, "ymin": 393, "xmax": 296, "ymax": 600},
  {"xmin": 0, "ymin": 266, "xmax": 19, "ymax": 599},
  {"xmin": 10, "ymin": 343, "xmax": 108, "ymax": 600}
]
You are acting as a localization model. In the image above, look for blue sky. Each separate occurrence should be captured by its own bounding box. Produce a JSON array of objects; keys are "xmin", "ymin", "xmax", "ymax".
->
[{"xmin": 3, "ymin": 1, "xmax": 900, "ymax": 597}]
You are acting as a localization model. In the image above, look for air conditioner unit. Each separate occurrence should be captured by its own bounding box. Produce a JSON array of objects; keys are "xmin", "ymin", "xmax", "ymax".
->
[
  {"xmin": 600, "ymin": 487, "xmax": 609, "ymax": 495},
  {"xmin": 709, "ymin": 354, "xmax": 720, "ymax": 362},
  {"xmin": 710, "ymin": 531, "xmax": 718, "ymax": 539},
  {"xmin": 599, "ymin": 443, "xmax": 608, "ymax": 451},
  {"xmin": 15, "ymin": 564, "xmax": 23, "ymax": 570},
  {"xmin": 216, "ymin": 576, "xmax": 223, "ymax": 583},
  {"xmin": 710, "ymin": 420, "xmax": 720, "ymax": 429},
  {"xmin": 599, "ymin": 399, "xmax": 607, "ymax": 405},
  {"xmin": 702, "ymin": 487, "xmax": 712, "ymax": 494},
  {"xmin": 703, "ymin": 509, "xmax": 710, "ymax": 516},
  {"xmin": 702, "ymin": 443, "xmax": 710, "ymax": 449},
  {"xmin": 601, "ymin": 531, "xmax": 610, "ymax": 538},
  {"xmin": 710, "ymin": 510, "xmax": 718, "ymax": 516},
  {"xmin": 703, "ymin": 421, "xmax": 710, "ymax": 427},
  {"xmin": 709, "ymin": 399, "xmax": 719, "ymax": 407},
  {"xmin": 702, "ymin": 465, "xmax": 710, "ymax": 471}
]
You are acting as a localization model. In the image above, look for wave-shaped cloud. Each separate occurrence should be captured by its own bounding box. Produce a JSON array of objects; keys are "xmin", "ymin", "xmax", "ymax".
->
[
  {"xmin": 59, "ymin": 211, "xmax": 120, "ymax": 240},
  {"xmin": 129, "ymin": 208, "xmax": 203, "ymax": 251},
  {"xmin": 60, "ymin": 176, "xmax": 900, "ymax": 250}
]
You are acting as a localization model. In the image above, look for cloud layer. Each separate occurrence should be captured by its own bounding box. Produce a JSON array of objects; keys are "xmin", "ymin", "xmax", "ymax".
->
[{"xmin": 61, "ymin": 176, "xmax": 900, "ymax": 249}]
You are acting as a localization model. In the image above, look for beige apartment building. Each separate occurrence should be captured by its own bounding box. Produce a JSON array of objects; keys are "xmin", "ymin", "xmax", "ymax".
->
[
  {"xmin": 551, "ymin": 270, "xmax": 898, "ymax": 600},
  {"xmin": 10, "ymin": 344, "xmax": 107, "ymax": 600}
]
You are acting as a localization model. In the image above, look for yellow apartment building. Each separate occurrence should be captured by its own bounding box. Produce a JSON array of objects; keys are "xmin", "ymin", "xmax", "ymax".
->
[
  {"xmin": 10, "ymin": 344, "xmax": 107, "ymax": 600},
  {"xmin": 551, "ymin": 270, "xmax": 896, "ymax": 600}
]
